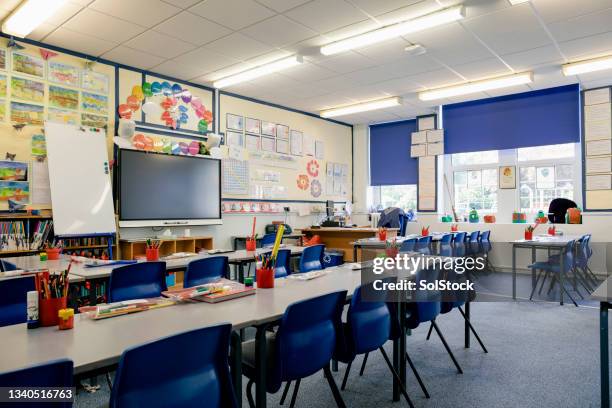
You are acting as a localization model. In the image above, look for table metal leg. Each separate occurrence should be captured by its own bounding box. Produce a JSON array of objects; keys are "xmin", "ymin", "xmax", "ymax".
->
[
  {"xmin": 230, "ymin": 330, "xmax": 243, "ymax": 408},
  {"xmin": 464, "ymin": 300, "xmax": 470, "ymax": 349},
  {"xmin": 512, "ymin": 245, "xmax": 517, "ymax": 300},
  {"xmin": 353, "ymin": 245, "xmax": 358, "ymax": 262},
  {"xmin": 255, "ymin": 325, "xmax": 268, "ymax": 408},
  {"xmin": 393, "ymin": 301, "xmax": 407, "ymax": 402},
  {"xmin": 238, "ymin": 263, "xmax": 245, "ymax": 284},
  {"xmin": 531, "ymin": 247, "xmax": 536, "ymax": 290},
  {"xmin": 601, "ymin": 302, "xmax": 609, "ymax": 408},
  {"xmin": 560, "ymin": 252, "xmax": 565, "ymax": 306}
]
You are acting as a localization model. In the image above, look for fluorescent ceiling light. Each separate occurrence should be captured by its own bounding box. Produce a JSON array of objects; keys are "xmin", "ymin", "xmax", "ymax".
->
[
  {"xmin": 508, "ymin": 0, "xmax": 530, "ymax": 5},
  {"xmin": 213, "ymin": 55, "xmax": 303, "ymax": 89},
  {"xmin": 320, "ymin": 97, "xmax": 402, "ymax": 118},
  {"xmin": 404, "ymin": 44, "xmax": 427, "ymax": 56},
  {"xmin": 562, "ymin": 54, "xmax": 612, "ymax": 76},
  {"xmin": 418, "ymin": 72, "xmax": 534, "ymax": 101},
  {"xmin": 320, "ymin": 5, "xmax": 465, "ymax": 56},
  {"xmin": 2, "ymin": 0, "xmax": 68, "ymax": 38}
]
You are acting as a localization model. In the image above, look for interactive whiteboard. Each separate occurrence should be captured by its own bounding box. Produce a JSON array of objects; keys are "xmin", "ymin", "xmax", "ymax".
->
[{"xmin": 45, "ymin": 122, "xmax": 116, "ymax": 236}]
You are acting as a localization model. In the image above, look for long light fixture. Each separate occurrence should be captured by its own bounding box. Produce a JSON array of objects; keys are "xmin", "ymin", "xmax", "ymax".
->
[
  {"xmin": 320, "ymin": 97, "xmax": 402, "ymax": 118},
  {"xmin": 2, "ymin": 0, "xmax": 67, "ymax": 38},
  {"xmin": 508, "ymin": 0, "xmax": 530, "ymax": 5},
  {"xmin": 320, "ymin": 5, "xmax": 465, "ymax": 56},
  {"xmin": 213, "ymin": 55, "xmax": 303, "ymax": 89},
  {"xmin": 562, "ymin": 54, "xmax": 612, "ymax": 76},
  {"xmin": 418, "ymin": 72, "xmax": 534, "ymax": 101}
]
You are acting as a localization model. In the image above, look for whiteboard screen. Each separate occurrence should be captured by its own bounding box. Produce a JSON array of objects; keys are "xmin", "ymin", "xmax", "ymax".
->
[{"xmin": 45, "ymin": 122, "xmax": 116, "ymax": 236}]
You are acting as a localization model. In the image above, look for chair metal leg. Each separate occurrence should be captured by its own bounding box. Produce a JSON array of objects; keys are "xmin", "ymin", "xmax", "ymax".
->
[
  {"xmin": 247, "ymin": 380, "xmax": 255, "ymax": 408},
  {"xmin": 529, "ymin": 270, "xmax": 543, "ymax": 300},
  {"xmin": 426, "ymin": 320, "xmax": 434, "ymax": 340},
  {"xmin": 561, "ymin": 284, "xmax": 578, "ymax": 307},
  {"xmin": 359, "ymin": 353, "xmax": 368, "ymax": 376},
  {"xmin": 323, "ymin": 365, "xmax": 347, "ymax": 408},
  {"xmin": 105, "ymin": 372, "xmax": 112, "ymax": 390},
  {"xmin": 457, "ymin": 307, "xmax": 488, "ymax": 353},
  {"xmin": 280, "ymin": 381, "xmax": 291, "ymax": 405},
  {"xmin": 405, "ymin": 351, "xmax": 430, "ymax": 398},
  {"xmin": 538, "ymin": 271, "xmax": 549, "ymax": 295},
  {"xmin": 340, "ymin": 360, "xmax": 352, "ymax": 390},
  {"xmin": 379, "ymin": 347, "xmax": 415, "ymax": 408},
  {"xmin": 289, "ymin": 379, "xmax": 301, "ymax": 408},
  {"xmin": 432, "ymin": 321, "xmax": 463, "ymax": 374}
]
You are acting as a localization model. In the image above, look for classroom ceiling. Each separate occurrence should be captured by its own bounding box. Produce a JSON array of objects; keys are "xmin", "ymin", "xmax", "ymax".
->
[{"xmin": 2, "ymin": 0, "xmax": 612, "ymax": 124}]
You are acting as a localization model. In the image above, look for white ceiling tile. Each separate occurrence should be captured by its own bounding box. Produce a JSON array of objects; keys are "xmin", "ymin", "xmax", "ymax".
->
[
  {"xmin": 325, "ymin": 112, "xmax": 369, "ymax": 124},
  {"xmin": 577, "ymin": 69, "xmax": 612, "ymax": 85},
  {"xmin": 344, "ymin": 64, "xmax": 405, "ymax": 85},
  {"xmin": 406, "ymin": 67, "xmax": 462, "ymax": 89},
  {"xmin": 375, "ymin": 0, "xmax": 445, "ymax": 25},
  {"xmin": 241, "ymin": 15, "xmax": 317, "ymax": 47},
  {"xmin": 281, "ymin": 62, "xmax": 337, "ymax": 83},
  {"xmin": 582, "ymin": 78, "xmax": 612, "ymax": 90},
  {"xmin": 547, "ymin": 7, "xmax": 612, "ymax": 43},
  {"xmin": 285, "ymin": 0, "xmax": 368, "ymax": 33},
  {"xmin": 64, "ymin": 9, "xmax": 146, "ymax": 43},
  {"xmin": 308, "ymin": 75, "xmax": 361, "ymax": 94},
  {"xmin": 174, "ymin": 48, "xmax": 239, "ymax": 75},
  {"xmin": 0, "ymin": 0, "xmax": 21, "ymax": 12},
  {"xmin": 255, "ymin": 0, "xmax": 311, "ymax": 13},
  {"xmin": 349, "ymin": 0, "xmax": 422, "ymax": 17},
  {"xmin": 247, "ymin": 73, "xmax": 304, "ymax": 90},
  {"xmin": 437, "ymin": 0, "xmax": 510, "ymax": 20},
  {"xmin": 444, "ymin": 91, "xmax": 490, "ymax": 104},
  {"xmin": 300, "ymin": 93, "xmax": 355, "ymax": 110},
  {"xmin": 354, "ymin": 37, "xmax": 411, "ymax": 64},
  {"xmin": 69, "ymin": 0, "xmax": 95, "ymax": 5},
  {"xmin": 150, "ymin": 60, "xmax": 212, "ymax": 81},
  {"xmin": 125, "ymin": 30, "xmax": 196, "ymax": 59},
  {"xmin": 154, "ymin": 11, "xmax": 231, "ymax": 45},
  {"xmin": 286, "ymin": 82, "xmax": 333, "ymax": 98},
  {"xmin": 373, "ymin": 76, "xmax": 421, "ymax": 95},
  {"xmin": 320, "ymin": 19, "xmax": 381, "ymax": 43},
  {"xmin": 203, "ymin": 33, "xmax": 272, "ymax": 60},
  {"xmin": 314, "ymin": 51, "xmax": 377, "ymax": 74},
  {"xmin": 558, "ymin": 31, "xmax": 612, "ymax": 60},
  {"xmin": 340, "ymin": 85, "xmax": 392, "ymax": 102},
  {"xmin": 160, "ymin": 0, "xmax": 202, "ymax": 8},
  {"xmin": 89, "ymin": 0, "xmax": 180, "ymax": 27},
  {"xmin": 190, "ymin": 0, "xmax": 274, "ymax": 30},
  {"xmin": 391, "ymin": 54, "xmax": 444, "ymax": 76},
  {"xmin": 362, "ymin": 111, "xmax": 401, "ymax": 123},
  {"xmin": 463, "ymin": 3, "xmax": 551, "ymax": 55},
  {"xmin": 452, "ymin": 58, "xmax": 512, "ymax": 80},
  {"xmin": 484, "ymin": 84, "xmax": 532, "ymax": 98},
  {"xmin": 103, "ymin": 45, "xmax": 165, "ymax": 69},
  {"xmin": 45, "ymin": 27, "xmax": 118, "ymax": 56},
  {"xmin": 531, "ymin": 0, "xmax": 612, "ymax": 23},
  {"xmin": 27, "ymin": 23, "xmax": 57, "ymax": 42},
  {"xmin": 46, "ymin": 2, "xmax": 84, "ymax": 25},
  {"xmin": 501, "ymin": 44, "xmax": 564, "ymax": 71}
]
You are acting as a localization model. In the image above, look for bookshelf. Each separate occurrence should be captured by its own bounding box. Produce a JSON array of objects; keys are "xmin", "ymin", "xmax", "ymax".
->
[{"xmin": 119, "ymin": 236, "xmax": 214, "ymax": 260}]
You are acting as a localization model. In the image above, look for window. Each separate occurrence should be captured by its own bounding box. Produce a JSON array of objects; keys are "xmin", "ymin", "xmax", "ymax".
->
[
  {"xmin": 452, "ymin": 150, "xmax": 499, "ymax": 166},
  {"xmin": 517, "ymin": 143, "xmax": 575, "ymax": 161},
  {"xmin": 372, "ymin": 185, "xmax": 417, "ymax": 211},
  {"xmin": 519, "ymin": 165, "xmax": 574, "ymax": 212},
  {"xmin": 453, "ymin": 169, "xmax": 498, "ymax": 213}
]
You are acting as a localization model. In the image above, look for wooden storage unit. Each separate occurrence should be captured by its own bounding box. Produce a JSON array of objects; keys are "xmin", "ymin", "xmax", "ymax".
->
[{"xmin": 119, "ymin": 236, "xmax": 214, "ymax": 260}]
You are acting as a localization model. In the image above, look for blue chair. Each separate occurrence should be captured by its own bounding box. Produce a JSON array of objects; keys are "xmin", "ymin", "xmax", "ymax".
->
[
  {"xmin": 242, "ymin": 291, "xmax": 348, "ymax": 408},
  {"xmin": 577, "ymin": 235, "xmax": 597, "ymax": 288},
  {"xmin": 299, "ymin": 244, "xmax": 325, "ymax": 272},
  {"xmin": 0, "ymin": 276, "xmax": 36, "ymax": 327},
  {"xmin": 0, "ymin": 358, "xmax": 73, "ymax": 408},
  {"xmin": 528, "ymin": 240, "xmax": 577, "ymax": 306},
  {"xmin": 261, "ymin": 233, "xmax": 277, "ymax": 248},
  {"xmin": 439, "ymin": 234, "xmax": 453, "ymax": 243},
  {"xmin": 335, "ymin": 284, "xmax": 414, "ymax": 406},
  {"xmin": 453, "ymin": 232, "xmax": 467, "ymax": 243},
  {"xmin": 108, "ymin": 261, "xmax": 167, "ymax": 303},
  {"xmin": 479, "ymin": 230, "xmax": 491, "ymax": 242},
  {"xmin": 416, "ymin": 236, "xmax": 432, "ymax": 254},
  {"xmin": 0, "ymin": 259, "xmax": 17, "ymax": 271},
  {"xmin": 467, "ymin": 231, "xmax": 480, "ymax": 242},
  {"xmin": 274, "ymin": 249, "xmax": 291, "ymax": 278},
  {"xmin": 110, "ymin": 324, "xmax": 237, "ymax": 408},
  {"xmin": 398, "ymin": 214, "xmax": 409, "ymax": 237},
  {"xmin": 400, "ymin": 238, "xmax": 417, "ymax": 252},
  {"xmin": 184, "ymin": 256, "xmax": 228, "ymax": 288}
]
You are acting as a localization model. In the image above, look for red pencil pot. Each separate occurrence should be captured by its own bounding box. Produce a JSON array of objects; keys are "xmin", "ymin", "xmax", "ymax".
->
[
  {"xmin": 524, "ymin": 231, "xmax": 533, "ymax": 241},
  {"xmin": 451, "ymin": 225, "xmax": 458, "ymax": 232},
  {"xmin": 385, "ymin": 247, "xmax": 399, "ymax": 258},
  {"xmin": 257, "ymin": 268, "xmax": 274, "ymax": 289},
  {"xmin": 46, "ymin": 248, "xmax": 61, "ymax": 261},
  {"xmin": 146, "ymin": 247, "xmax": 159, "ymax": 261},
  {"xmin": 39, "ymin": 297, "xmax": 67, "ymax": 327},
  {"xmin": 378, "ymin": 230, "xmax": 387, "ymax": 241},
  {"xmin": 246, "ymin": 239, "xmax": 256, "ymax": 251}
]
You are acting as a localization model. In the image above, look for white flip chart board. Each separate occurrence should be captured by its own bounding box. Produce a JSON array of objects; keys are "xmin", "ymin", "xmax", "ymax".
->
[{"xmin": 45, "ymin": 122, "xmax": 116, "ymax": 236}]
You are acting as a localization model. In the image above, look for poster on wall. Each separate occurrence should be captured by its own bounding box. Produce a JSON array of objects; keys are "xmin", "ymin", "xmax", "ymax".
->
[
  {"xmin": 48, "ymin": 61, "xmax": 79, "ymax": 87},
  {"xmin": 276, "ymin": 139, "xmax": 289, "ymax": 154},
  {"xmin": 290, "ymin": 130, "xmax": 303, "ymax": 156},
  {"xmin": 0, "ymin": 181, "xmax": 29, "ymax": 203},
  {"xmin": 261, "ymin": 136, "xmax": 276, "ymax": 152},
  {"xmin": 226, "ymin": 131, "xmax": 245, "ymax": 147},
  {"xmin": 245, "ymin": 117, "xmax": 260, "ymax": 134},
  {"xmin": 0, "ymin": 102, "xmax": 5, "ymax": 122},
  {"xmin": 81, "ymin": 70, "xmax": 109, "ymax": 94},
  {"xmin": 12, "ymin": 52, "xmax": 44, "ymax": 78},
  {"xmin": 261, "ymin": 121, "xmax": 276, "ymax": 136},
  {"xmin": 49, "ymin": 85, "xmax": 79, "ymax": 110},
  {"xmin": 276, "ymin": 124, "xmax": 289, "ymax": 140},
  {"xmin": 11, "ymin": 77, "xmax": 44, "ymax": 103},
  {"xmin": 499, "ymin": 166, "xmax": 516, "ymax": 189},
  {"xmin": 0, "ymin": 49, "xmax": 6, "ymax": 70},
  {"xmin": 0, "ymin": 74, "xmax": 6, "ymax": 97},
  {"xmin": 0, "ymin": 161, "xmax": 28, "ymax": 181},
  {"xmin": 303, "ymin": 133, "xmax": 314, "ymax": 156},
  {"xmin": 246, "ymin": 134, "xmax": 260, "ymax": 151},
  {"xmin": 48, "ymin": 108, "xmax": 78, "ymax": 125},
  {"xmin": 226, "ymin": 113, "xmax": 244, "ymax": 131},
  {"xmin": 10, "ymin": 102, "xmax": 44, "ymax": 125},
  {"xmin": 81, "ymin": 92, "xmax": 108, "ymax": 115},
  {"xmin": 81, "ymin": 113, "xmax": 107, "ymax": 129}
]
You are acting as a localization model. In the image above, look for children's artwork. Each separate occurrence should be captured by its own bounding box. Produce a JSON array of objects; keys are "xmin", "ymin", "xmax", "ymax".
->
[
  {"xmin": 81, "ymin": 113, "xmax": 107, "ymax": 129},
  {"xmin": 82, "ymin": 70, "xmax": 109, "ymax": 94},
  {"xmin": 261, "ymin": 121, "xmax": 276, "ymax": 137},
  {"xmin": 81, "ymin": 92, "xmax": 108, "ymax": 115},
  {"xmin": 315, "ymin": 140, "xmax": 324, "ymax": 159},
  {"xmin": 0, "ymin": 161, "xmax": 27, "ymax": 181},
  {"xmin": 49, "ymin": 85, "xmax": 79, "ymax": 110},
  {"xmin": 246, "ymin": 134, "xmax": 260, "ymax": 151},
  {"xmin": 0, "ymin": 181, "xmax": 29, "ymax": 203},
  {"xmin": 48, "ymin": 108, "xmax": 79, "ymax": 125},
  {"xmin": 31, "ymin": 134, "xmax": 47, "ymax": 158},
  {"xmin": 0, "ymin": 74, "xmax": 6, "ymax": 98},
  {"xmin": 277, "ymin": 124, "xmax": 289, "ymax": 140},
  {"xmin": 310, "ymin": 179, "xmax": 322, "ymax": 197},
  {"xmin": 245, "ymin": 117, "xmax": 261, "ymax": 134},
  {"xmin": 10, "ymin": 102, "xmax": 44, "ymax": 125},
  {"xmin": 226, "ymin": 130, "xmax": 244, "ymax": 147},
  {"xmin": 303, "ymin": 133, "xmax": 314, "ymax": 156},
  {"xmin": 0, "ymin": 49, "xmax": 6, "ymax": 70},
  {"xmin": 276, "ymin": 139, "xmax": 289, "ymax": 154},
  {"xmin": 48, "ymin": 61, "xmax": 79, "ymax": 87},
  {"xmin": 261, "ymin": 136, "xmax": 276, "ymax": 152},
  {"xmin": 11, "ymin": 77, "xmax": 44, "ymax": 103},
  {"xmin": 226, "ymin": 113, "xmax": 244, "ymax": 131},
  {"xmin": 0, "ymin": 101, "xmax": 5, "ymax": 122},
  {"xmin": 290, "ymin": 130, "xmax": 303, "ymax": 156},
  {"xmin": 12, "ymin": 52, "xmax": 44, "ymax": 78}
]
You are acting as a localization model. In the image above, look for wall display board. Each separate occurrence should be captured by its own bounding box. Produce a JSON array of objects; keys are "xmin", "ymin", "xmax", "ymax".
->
[
  {"xmin": 583, "ymin": 87, "xmax": 612, "ymax": 210},
  {"xmin": 219, "ymin": 93, "xmax": 352, "ymax": 202},
  {"xmin": 416, "ymin": 115, "xmax": 438, "ymax": 212}
]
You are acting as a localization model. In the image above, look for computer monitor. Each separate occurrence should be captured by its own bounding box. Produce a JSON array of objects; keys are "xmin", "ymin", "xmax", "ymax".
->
[{"xmin": 326, "ymin": 200, "xmax": 334, "ymax": 218}]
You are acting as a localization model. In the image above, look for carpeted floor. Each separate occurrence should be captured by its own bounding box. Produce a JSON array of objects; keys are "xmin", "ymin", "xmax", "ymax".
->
[{"xmin": 75, "ymin": 299, "xmax": 605, "ymax": 408}]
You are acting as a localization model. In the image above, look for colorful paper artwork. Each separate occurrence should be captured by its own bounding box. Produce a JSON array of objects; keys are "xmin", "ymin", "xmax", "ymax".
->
[
  {"xmin": 48, "ymin": 108, "xmax": 78, "ymax": 125},
  {"xmin": 276, "ymin": 124, "xmax": 289, "ymax": 140},
  {"xmin": 0, "ymin": 101, "xmax": 5, "ymax": 122},
  {"xmin": 0, "ymin": 74, "xmax": 6, "ymax": 98},
  {"xmin": 0, "ymin": 181, "xmax": 29, "ymax": 203},
  {"xmin": 31, "ymin": 134, "xmax": 46, "ymax": 158},
  {"xmin": 81, "ymin": 113, "xmax": 107, "ymax": 129},
  {"xmin": 261, "ymin": 121, "xmax": 276, "ymax": 137},
  {"xmin": 0, "ymin": 49, "xmax": 6, "ymax": 70},
  {"xmin": 310, "ymin": 179, "xmax": 322, "ymax": 197},
  {"xmin": 12, "ymin": 52, "xmax": 44, "ymax": 78},
  {"xmin": 245, "ymin": 117, "xmax": 261, "ymax": 134},
  {"xmin": 0, "ymin": 161, "xmax": 27, "ymax": 181},
  {"xmin": 48, "ymin": 86, "xmax": 78, "ymax": 110},
  {"xmin": 81, "ymin": 92, "xmax": 108, "ymax": 115},
  {"xmin": 82, "ymin": 70, "xmax": 109, "ymax": 94},
  {"xmin": 11, "ymin": 77, "xmax": 44, "ymax": 103},
  {"xmin": 296, "ymin": 174, "xmax": 309, "ymax": 190},
  {"xmin": 48, "ymin": 61, "xmax": 79, "ymax": 87},
  {"xmin": 226, "ymin": 113, "xmax": 244, "ymax": 131},
  {"xmin": 10, "ymin": 102, "xmax": 43, "ymax": 126}
]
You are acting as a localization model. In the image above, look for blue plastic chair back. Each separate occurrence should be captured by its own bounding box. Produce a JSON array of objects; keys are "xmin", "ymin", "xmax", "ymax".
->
[
  {"xmin": 439, "ymin": 234, "xmax": 453, "ymax": 243},
  {"xmin": 346, "ymin": 285, "xmax": 391, "ymax": 355},
  {"xmin": 0, "ymin": 260, "xmax": 17, "ymax": 271},
  {"xmin": 416, "ymin": 236, "xmax": 432, "ymax": 254},
  {"xmin": 439, "ymin": 243, "xmax": 453, "ymax": 257},
  {"xmin": 274, "ymin": 249, "xmax": 291, "ymax": 278},
  {"xmin": 400, "ymin": 238, "xmax": 417, "ymax": 252},
  {"xmin": 261, "ymin": 233, "xmax": 277, "ymax": 247},
  {"xmin": 271, "ymin": 290, "xmax": 346, "ymax": 389},
  {"xmin": 108, "ymin": 261, "xmax": 167, "ymax": 302},
  {"xmin": 405, "ymin": 268, "xmax": 441, "ymax": 329},
  {"xmin": 418, "ymin": 236, "xmax": 432, "ymax": 244},
  {"xmin": 299, "ymin": 244, "xmax": 324, "ymax": 272},
  {"xmin": 468, "ymin": 231, "xmax": 480, "ymax": 242},
  {"xmin": 184, "ymin": 256, "xmax": 228, "ymax": 288},
  {"xmin": 562, "ymin": 240, "xmax": 576, "ymax": 272},
  {"xmin": 0, "ymin": 358, "xmax": 73, "ymax": 408},
  {"xmin": 0, "ymin": 276, "xmax": 35, "ymax": 327},
  {"xmin": 398, "ymin": 214, "xmax": 409, "ymax": 237},
  {"xmin": 479, "ymin": 230, "xmax": 491, "ymax": 242},
  {"xmin": 577, "ymin": 235, "xmax": 590, "ymax": 267},
  {"xmin": 110, "ymin": 324, "xmax": 236, "ymax": 408},
  {"xmin": 453, "ymin": 232, "xmax": 467, "ymax": 242}
]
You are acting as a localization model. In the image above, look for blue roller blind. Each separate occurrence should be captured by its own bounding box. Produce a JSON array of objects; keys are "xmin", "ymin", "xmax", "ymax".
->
[
  {"xmin": 369, "ymin": 120, "xmax": 418, "ymax": 186},
  {"xmin": 442, "ymin": 84, "xmax": 580, "ymax": 154}
]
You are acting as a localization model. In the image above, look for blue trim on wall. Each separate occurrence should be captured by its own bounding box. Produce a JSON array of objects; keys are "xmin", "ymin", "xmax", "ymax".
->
[{"xmin": 416, "ymin": 114, "xmax": 438, "ymax": 214}]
